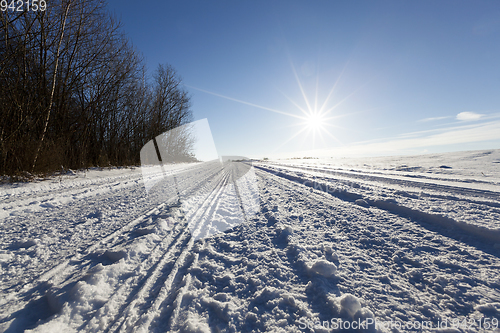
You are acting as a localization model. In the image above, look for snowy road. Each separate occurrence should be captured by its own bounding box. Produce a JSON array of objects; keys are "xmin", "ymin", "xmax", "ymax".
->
[{"xmin": 1, "ymin": 150, "xmax": 500, "ymax": 332}]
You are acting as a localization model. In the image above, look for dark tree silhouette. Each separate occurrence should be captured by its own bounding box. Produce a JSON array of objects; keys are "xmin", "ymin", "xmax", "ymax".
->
[{"xmin": 0, "ymin": 0, "xmax": 193, "ymax": 176}]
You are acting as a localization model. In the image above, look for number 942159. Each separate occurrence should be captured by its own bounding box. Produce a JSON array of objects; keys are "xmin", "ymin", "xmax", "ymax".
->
[{"xmin": 1, "ymin": 0, "xmax": 46, "ymax": 12}]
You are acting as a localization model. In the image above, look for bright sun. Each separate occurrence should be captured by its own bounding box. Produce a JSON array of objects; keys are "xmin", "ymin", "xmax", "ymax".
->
[{"xmin": 305, "ymin": 113, "xmax": 325, "ymax": 130}]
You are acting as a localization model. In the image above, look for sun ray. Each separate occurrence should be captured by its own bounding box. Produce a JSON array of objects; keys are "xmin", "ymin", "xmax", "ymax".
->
[
  {"xmin": 321, "ymin": 78, "xmax": 374, "ymax": 117},
  {"xmin": 315, "ymin": 126, "xmax": 329, "ymax": 148},
  {"xmin": 287, "ymin": 54, "xmax": 313, "ymax": 114},
  {"xmin": 312, "ymin": 127, "xmax": 317, "ymax": 148},
  {"xmin": 277, "ymin": 88, "xmax": 310, "ymax": 117},
  {"xmin": 314, "ymin": 72, "xmax": 320, "ymax": 115},
  {"xmin": 322, "ymin": 91, "xmax": 356, "ymax": 116},
  {"xmin": 271, "ymin": 125, "xmax": 310, "ymax": 153},
  {"xmin": 320, "ymin": 123, "xmax": 345, "ymax": 146},
  {"xmin": 185, "ymin": 85, "xmax": 304, "ymax": 120},
  {"xmin": 314, "ymin": 51, "xmax": 321, "ymax": 115},
  {"xmin": 318, "ymin": 61, "xmax": 349, "ymax": 115}
]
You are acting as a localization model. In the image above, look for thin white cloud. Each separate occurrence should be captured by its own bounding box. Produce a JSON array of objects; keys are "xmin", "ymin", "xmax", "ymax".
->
[
  {"xmin": 344, "ymin": 120, "xmax": 500, "ymax": 156},
  {"xmin": 456, "ymin": 111, "xmax": 484, "ymax": 121},
  {"xmin": 359, "ymin": 121, "xmax": 493, "ymax": 143},
  {"xmin": 418, "ymin": 116, "xmax": 451, "ymax": 122}
]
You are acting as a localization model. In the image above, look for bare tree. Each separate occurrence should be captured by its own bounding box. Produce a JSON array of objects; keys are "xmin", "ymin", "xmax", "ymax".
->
[
  {"xmin": 150, "ymin": 64, "xmax": 192, "ymax": 136},
  {"xmin": 0, "ymin": 0, "xmax": 193, "ymax": 176},
  {"xmin": 32, "ymin": 0, "xmax": 71, "ymax": 171}
]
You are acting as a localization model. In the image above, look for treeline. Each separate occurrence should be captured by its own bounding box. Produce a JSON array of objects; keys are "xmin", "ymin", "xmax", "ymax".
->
[{"xmin": 0, "ymin": 0, "xmax": 192, "ymax": 176}]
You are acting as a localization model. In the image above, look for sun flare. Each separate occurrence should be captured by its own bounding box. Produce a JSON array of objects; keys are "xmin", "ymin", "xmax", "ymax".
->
[
  {"xmin": 190, "ymin": 56, "xmax": 355, "ymax": 152},
  {"xmin": 305, "ymin": 113, "xmax": 325, "ymax": 130}
]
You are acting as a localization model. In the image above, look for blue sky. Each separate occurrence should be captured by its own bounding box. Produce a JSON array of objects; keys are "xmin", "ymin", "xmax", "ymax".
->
[{"xmin": 106, "ymin": 0, "xmax": 500, "ymax": 158}]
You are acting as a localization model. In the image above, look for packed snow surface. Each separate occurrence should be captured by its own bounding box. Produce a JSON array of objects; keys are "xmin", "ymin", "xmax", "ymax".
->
[{"xmin": 1, "ymin": 149, "xmax": 500, "ymax": 332}]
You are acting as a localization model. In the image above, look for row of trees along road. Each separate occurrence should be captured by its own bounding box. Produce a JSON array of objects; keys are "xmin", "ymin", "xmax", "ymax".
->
[{"xmin": 0, "ymin": 0, "xmax": 193, "ymax": 176}]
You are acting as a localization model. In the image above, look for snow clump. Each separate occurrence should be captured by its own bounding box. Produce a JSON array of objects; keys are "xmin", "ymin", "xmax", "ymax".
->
[
  {"xmin": 339, "ymin": 293, "xmax": 362, "ymax": 317},
  {"xmin": 309, "ymin": 259, "xmax": 337, "ymax": 277},
  {"xmin": 324, "ymin": 245, "xmax": 339, "ymax": 261}
]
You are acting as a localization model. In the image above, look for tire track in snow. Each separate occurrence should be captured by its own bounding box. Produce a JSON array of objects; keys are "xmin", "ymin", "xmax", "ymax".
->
[
  {"xmin": 0, "ymin": 164, "xmax": 204, "ymax": 208},
  {"xmin": 255, "ymin": 164, "xmax": 500, "ymax": 246},
  {"xmin": 254, "ymin": 169, "xmax": 345, "ymax": 323},
  {"xmin": 72, "ymin": 166, "xmax": 227, "ymax": 332},
  {"xmin": 265, "ymin": 163, "xmax": 500, "ymax": 206},
  {"xmin": 1, "ymin": 178, "xmax": 161, "ymax": 293},
  {"xmin": 0, "ymin": 196, "xmax": 189, "ymax": 331},
  {"xmin": 252, "ymin": 168, "xmax": 500, "ymax": 327},
  {"xmin": 144, "ymin": 163, "xmax": 254, "ymax": 332},
  {"xmin": 168, "ymin": 169, "xmax": 339, "ymax": 331},
  {"xmin": 0, "ymin": 164, "xmax": 223, "ymax": 331},
  {"xmin": 132, "ymin": 168, "xmax": 237, "ymax": 332},
  {"xmin": 0, "ymin": 171, "xmax": 144, "ymax": 207},
  {"xmin": 0, "ymin": 200, "xmax": 169, "ymax": 326},
  {"xmin": 79, "ymin": 202, "xmax": 191, "ymax": 332},
  {"xmin": 104, "ymin": 169, "xmax": 232, "ymax": 333},
  {"xmin": 2, "ymin": 164, "xmax": 217, "ymax": 294}
]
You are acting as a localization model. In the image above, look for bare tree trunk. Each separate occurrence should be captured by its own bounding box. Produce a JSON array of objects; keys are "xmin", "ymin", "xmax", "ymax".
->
[{"xmin": 32, "ymin": 0, "xmax": 71, "ymax": 172}]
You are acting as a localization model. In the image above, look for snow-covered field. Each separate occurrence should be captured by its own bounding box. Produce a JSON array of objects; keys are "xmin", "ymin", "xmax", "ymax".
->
[{"xmin": 1, "ymin": 149, "xmax": 500, "ymax": 332}]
